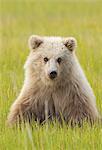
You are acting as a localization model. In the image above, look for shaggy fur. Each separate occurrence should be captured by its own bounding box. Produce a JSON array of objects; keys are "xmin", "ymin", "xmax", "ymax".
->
[{"xmin": 7, "ymin": 35, "xmax": 100, "ymax": 126}]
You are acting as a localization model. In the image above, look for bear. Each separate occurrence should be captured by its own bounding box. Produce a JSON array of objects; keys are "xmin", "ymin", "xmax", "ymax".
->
[{"xmin": 7, "ymin": 35, "xmax": 100, "ymax": 126}]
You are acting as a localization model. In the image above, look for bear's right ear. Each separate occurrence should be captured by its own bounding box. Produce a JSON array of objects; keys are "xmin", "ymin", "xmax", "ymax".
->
[{"xmin": 28, "ymin": 35, "xmax": 43, "ymax": 50}]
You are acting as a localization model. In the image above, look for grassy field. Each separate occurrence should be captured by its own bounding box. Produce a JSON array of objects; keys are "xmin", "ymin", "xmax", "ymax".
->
[{"xmin": 0, "ymin": 0, "xmax": 102, "ymax": 149}]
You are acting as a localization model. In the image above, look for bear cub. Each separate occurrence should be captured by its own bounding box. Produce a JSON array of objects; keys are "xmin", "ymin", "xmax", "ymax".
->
[{"xmin": 7, "ymin": 35, "xmax": 100, "ymax": 126}]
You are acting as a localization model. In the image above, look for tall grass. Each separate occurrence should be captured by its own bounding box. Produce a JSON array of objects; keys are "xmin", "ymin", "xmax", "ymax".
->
[{"xmin": 0, "ymin": 0, "xmax": 102, "ymax": 149}]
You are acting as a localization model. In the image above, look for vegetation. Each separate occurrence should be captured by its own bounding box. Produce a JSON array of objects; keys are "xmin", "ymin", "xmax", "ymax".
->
[{"xmin": 0, "ymin": 0, "xmax": 102, "ymax": 149}]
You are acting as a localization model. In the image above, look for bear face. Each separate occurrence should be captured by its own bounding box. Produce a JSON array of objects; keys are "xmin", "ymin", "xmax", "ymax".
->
[{"xmin": 25, "ymin": 35, "xmax": 77, "ymax": 86}]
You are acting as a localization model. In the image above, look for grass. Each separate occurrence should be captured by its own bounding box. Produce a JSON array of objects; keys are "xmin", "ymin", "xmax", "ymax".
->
[{"xmin": 0, "ymin": 0, "xmax": 102, "ymax": 149}]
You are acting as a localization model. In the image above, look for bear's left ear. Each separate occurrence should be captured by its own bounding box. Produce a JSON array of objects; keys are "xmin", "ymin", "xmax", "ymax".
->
[
  {"xmin": 28, "ymin": 35, "xmax": 43, "ymax": 50},
  {"xmin": 63, "ymin": 37, "xmax": 77, "ymax": 52}
]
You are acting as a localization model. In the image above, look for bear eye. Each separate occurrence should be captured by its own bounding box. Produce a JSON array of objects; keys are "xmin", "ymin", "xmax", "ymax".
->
[
  {"xmin": 57, "ymin": 57, "xmax": 62, "ymax": 64},
  {"xmin": 44, "ymin": 57, "xmax": 49, "ymax": 63}
]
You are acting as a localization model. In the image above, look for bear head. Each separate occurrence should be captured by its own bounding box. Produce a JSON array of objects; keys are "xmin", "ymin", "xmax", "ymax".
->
[{"xmin": 25, "ymin": 35, "xmax": 77, "ymax": 86}]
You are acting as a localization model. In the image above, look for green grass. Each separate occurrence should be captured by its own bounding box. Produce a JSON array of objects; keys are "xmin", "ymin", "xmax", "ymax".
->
[{"xmin": 0, "ymin": 0, "xmax": 102, "ymax": 149}]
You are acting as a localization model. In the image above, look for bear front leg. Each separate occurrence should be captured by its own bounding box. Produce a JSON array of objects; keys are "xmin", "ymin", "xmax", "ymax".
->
[{"xmin": 7, "ymin": 96, "xmax": 31, "ymax": 126}]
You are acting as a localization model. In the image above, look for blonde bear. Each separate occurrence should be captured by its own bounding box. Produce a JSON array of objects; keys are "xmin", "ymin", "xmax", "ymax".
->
[{"xmin": 7, "ymin": 35, "xmax": 100, "ymax": 126}]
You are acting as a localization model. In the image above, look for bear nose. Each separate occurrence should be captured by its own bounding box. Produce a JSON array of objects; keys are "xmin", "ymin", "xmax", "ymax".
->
[{"xmin": 49, "ymin": 71, "xmax": 57, "ymax": 79}]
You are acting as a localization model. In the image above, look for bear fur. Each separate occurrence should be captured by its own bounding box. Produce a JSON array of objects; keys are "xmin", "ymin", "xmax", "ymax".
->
[{"xmin": 7, "ymin": 35, "xmax": 100, "ymax": 126}]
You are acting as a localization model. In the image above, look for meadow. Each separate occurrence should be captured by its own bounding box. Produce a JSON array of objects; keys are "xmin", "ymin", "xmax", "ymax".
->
[{"xmin": 0, "ymin": 0, "xmax": 102, "ymax": 149}]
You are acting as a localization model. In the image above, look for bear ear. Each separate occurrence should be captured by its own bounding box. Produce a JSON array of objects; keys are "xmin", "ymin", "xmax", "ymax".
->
[
  {"xmin": 63, "ymin": 37, "xmax": 77, "ymax": 52},
  {"xmin": 28, "ymin": 35, "xmax": 43, "ymax": 50}
]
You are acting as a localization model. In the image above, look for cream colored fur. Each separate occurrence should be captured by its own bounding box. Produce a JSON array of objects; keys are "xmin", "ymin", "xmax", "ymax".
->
[{"xmin": 7, "ymin": 35, "xmax": 100, "ymax": 126}]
